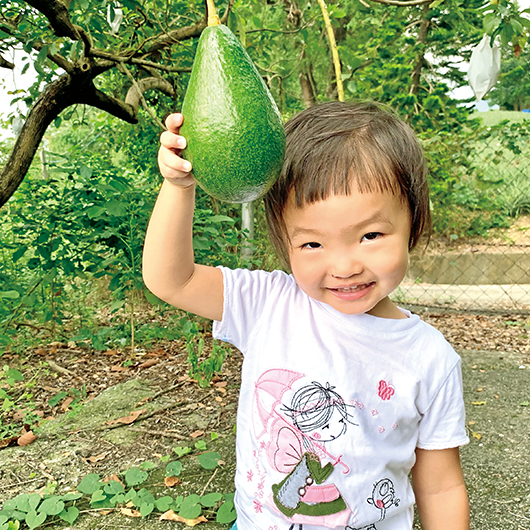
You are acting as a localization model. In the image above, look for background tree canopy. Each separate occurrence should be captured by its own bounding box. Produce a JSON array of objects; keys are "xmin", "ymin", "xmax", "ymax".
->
[
  {"xmin": 0, "ymin": 0, "xmax": 530, "ymax": 351},
  {"xmin": 1, "ymin": 0, "xmax": 530, "ymax": 206}
]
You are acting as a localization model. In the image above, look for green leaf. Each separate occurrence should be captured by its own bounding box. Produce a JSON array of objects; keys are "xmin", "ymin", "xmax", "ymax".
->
[
  {"xmin": 483, "ymin": 13, "xmax": 501, "ymax": 35},
  {"xmin": 104, "ymin": 481, "xmax": 124, "ymax": 495},
  {"xmin": 136, "ymin": 489, "xmax": 155, "ymax": 506},
  {"xmin": 155, "ymin": 496, "xmax": 174, "ymax": 512},
  {"xmin": 38, "ymin": 497, "xmax": 64, "ymax": 516},
  {"xmin": 61, "ymin": 492, "xmax": 83, "ymax": 502},
  {"xmin": 36, "ymin": 46, "xmax": 49, "ymax": 66},
  {"xmin": 110, "ymin": 300, "xmax": 125, "ymax": 312},
  {"xmin": 124, "ymin": 488, "xmax": 138, "ymax": 503},
  {"xmin": 90, "ymin": 490, "xmax": 106, "ymax": 504},
  {"xmin": 58, "ymin": 506, "xmax": 79, "ymax": 524},
  {"xmin": 200, "ymin": 492, "xmax": 223, "ymax": 507},
  {"xmin": 48, "ymin": 392, "xmax": 68, "ymax": 407},
  {"xmin": 12, "ymin": 246, "xmax": 27, "ymax": 262},
  {"xmin": 216, "ymin": 499, "xmax": 237, "ymax": 524},
  {"xmin": 139, "ymin": 502, "xmax": 154, "ymax": 517},
  {"xmin": 0, "ymin": 291, "xmax": 20, "ymax": 300},
  {"xmin": 143, "ymin": 289, "xmax": 164, "ymax": 306},
  {"xmin": 197, "ymin": 451, "xmax": 220, "ymax": 470},
  {"xmin": 165, "ymin": 461, "xmax": 183, "ymax": 477},
  {"xmin": 25, "ymin": 510, "xmax": 46, "ymax": 530},
  {"xmin": 77, "ymin": 474, "xmax": 102, "ymax": 494},
  {"xmin": 173, "ymin": 446, "xmax": 192, "ymax": 458},
  {"xmin": 139, "ymin": 461, "xmax": 157, "ymax": 470},
  {"xmin": 124, "ymin": 468, "xmax": 148, "ymax": 487},
  {"xmin": 178, "ymin": 495, "xmax": 202, "ymax": 520},
  {"xmin": 79, "ymin": 164, "xmax": 92, "ymax": 179}
]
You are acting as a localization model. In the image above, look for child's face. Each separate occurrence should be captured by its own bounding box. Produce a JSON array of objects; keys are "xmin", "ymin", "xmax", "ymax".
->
[{"xmin": 284, "ymin": 188, "xmax": 411, "ymax": 319}]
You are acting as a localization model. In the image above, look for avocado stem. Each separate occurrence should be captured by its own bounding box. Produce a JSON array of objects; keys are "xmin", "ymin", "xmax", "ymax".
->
[{"xmin": 206, "ymin": 0, "xmax": 220, "ymax": 26}]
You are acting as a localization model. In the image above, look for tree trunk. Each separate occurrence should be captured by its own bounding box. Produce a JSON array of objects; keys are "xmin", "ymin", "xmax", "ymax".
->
[
  {"xmin": 0, "ymin": 71, "xmax": 133, "ymax": 207},
  {"xmin": 299, "ymin": 66, "xmax": 317, "ymax": 108},
  {"xmin": 410, "ymin": 3, "xmax": 430, "ymax": 97}
]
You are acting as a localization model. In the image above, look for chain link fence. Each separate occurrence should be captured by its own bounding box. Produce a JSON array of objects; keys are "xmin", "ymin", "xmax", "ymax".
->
[{"xmin": 394, "ymin": 117, "xmax": 530, "ymax": 313}]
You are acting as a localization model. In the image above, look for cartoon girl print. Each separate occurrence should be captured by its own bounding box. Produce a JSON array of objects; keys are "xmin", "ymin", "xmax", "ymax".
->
[
  {"xmin": 283, "ymin": 382, "xmax": 357, "ymax": 444},
  {"xmin": 367, "ymin": 478, "xmax": 400, "ymax": 521},
  {"xmin": 253, "ymin": 374, "xmax": 357, "ymax": 527}
]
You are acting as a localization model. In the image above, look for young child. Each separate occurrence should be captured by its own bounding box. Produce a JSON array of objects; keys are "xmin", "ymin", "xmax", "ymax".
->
[{"xmin": 143, "ymin": 101, "xmax": 470, "ymax": 530}]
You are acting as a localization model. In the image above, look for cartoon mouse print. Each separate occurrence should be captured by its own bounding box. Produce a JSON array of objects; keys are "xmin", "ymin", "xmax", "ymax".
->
[{"xmin": 367, "ymin": 478, "xmax": 400, "ymax": 521}]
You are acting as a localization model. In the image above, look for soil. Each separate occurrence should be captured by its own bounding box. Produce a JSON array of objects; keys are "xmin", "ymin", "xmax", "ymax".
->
[{"xmin": 1, "ymin": 311, "xmax": 529, "ymax": 529}]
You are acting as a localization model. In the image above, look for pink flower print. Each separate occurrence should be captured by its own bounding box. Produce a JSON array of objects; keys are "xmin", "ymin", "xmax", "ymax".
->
[
  {"xmin": 378, "ymin": 380, "xmax": 395, "ymax": 401},
  {"xmin": 392, "ymin": 423, "xmax": 398, "ymax": 430},
  {"xmin": 247, "ymin": 470, "xmax": 254, "ymax": 482},
  {"xmin": 254, "ymin": 500, "xmax": 263, "ymax": 513},
  {"xmin": 378, "ymin": 426, "xmax": 385, "ymax": 433},
  {"xmin": 371, "ymin": 409, "xmax": 378, "ymax": 417}
]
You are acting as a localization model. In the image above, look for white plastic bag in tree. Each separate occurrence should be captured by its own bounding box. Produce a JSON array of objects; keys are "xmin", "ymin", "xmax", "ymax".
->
[
  {"xmin": 107, "ymin": 3, "xmax": 123, "ymax": 35},
  {"xmin": 467, "ymin": 34, "xmax": 500, "ymax": 101}
]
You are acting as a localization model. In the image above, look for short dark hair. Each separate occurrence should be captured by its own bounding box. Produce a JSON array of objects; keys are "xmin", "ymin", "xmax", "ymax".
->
[{"xmin": 264, "ymin": 100, "xmax": 431, "ymax": 267}]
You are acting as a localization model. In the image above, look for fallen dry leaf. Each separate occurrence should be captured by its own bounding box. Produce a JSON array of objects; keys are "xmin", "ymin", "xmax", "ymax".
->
[
  {"xmin": 105, "ymin": 409, "xmax": 146, "ymax": 425},
  {"xmin": 17, "ymin": 430, "xmax": 38, "ymax": 446},
  {"xmin": 135, "ymin": 397, "xmax": 151, "ymax": 407},
  {"xmin": 164, "ymin": 476, "xmax": 182, "ymax": 487},
  {"xmin": 0, "ymin": 436, "xmax": 19, "ymax": 450},
  {"xmin": 110, "ymin": 365, "xmax": 128, "ymax": 372},
  {"xmin": 61, "ymin": 397, "xmax": 74, "ymax": 411},
  {"xmin": 104, "ymin": 474, "xmax": 125, "ymax": 486},
  {"xmin": 86, "ymin": 453, "xmax": 106, "ymax": 463},
  {"xmin": 190, "ymin": 430, "xmax": 204, "ymax": 438},
  {"xmin": 120, "ymin": 508, "xmax": 142, "ymax": 518},
  {"xmin": 138, "ymin": 359, "xmax": 159, "ymax": 369},
  {"xmin": 159, "ymin": 510, "xmax": 207, "ymax": 526}
]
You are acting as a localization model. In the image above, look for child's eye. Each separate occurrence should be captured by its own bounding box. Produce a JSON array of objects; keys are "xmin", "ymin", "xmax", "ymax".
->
[
  {"xmin": 362, "ymin": 232, "xmax": 382, "ymax": 241},
  {"xmin": 302, "ymin": 242, "xmax": 322, "ymax": 249}
]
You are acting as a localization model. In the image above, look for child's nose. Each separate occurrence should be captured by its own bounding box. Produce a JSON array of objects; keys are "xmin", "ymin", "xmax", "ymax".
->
[{"xmin": 330, "ymin": 252, "xmax": 363, "ymax": 279}]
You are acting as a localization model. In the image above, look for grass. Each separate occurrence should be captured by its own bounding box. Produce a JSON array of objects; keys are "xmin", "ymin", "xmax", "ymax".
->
[{"xmin": 471, "ymin": 109, "xmax": 530, "ymax": 127}]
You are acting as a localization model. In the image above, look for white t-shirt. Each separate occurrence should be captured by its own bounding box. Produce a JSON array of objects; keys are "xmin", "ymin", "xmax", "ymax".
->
[{"xmin": 213, "ymin": 267, "xmax": 469, "ymax": 530}]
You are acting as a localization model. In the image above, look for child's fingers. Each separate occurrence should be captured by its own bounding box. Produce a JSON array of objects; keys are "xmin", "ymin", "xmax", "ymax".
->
[
  {"xmin": 160, "ymin": 129, "xmax": 187, "ymax": 152},
  {"xmin": 164, "ymin": 112, "xmax": 184, "ymax": 132},
  {"xmin": 158, "ymin": 144, "xmax": 193, "ymax": 183}
]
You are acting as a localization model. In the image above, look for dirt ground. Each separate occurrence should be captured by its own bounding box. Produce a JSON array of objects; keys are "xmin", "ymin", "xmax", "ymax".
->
[{"xmin": 1, "ymin": 310, "xmax": 529, "ymax": 529}]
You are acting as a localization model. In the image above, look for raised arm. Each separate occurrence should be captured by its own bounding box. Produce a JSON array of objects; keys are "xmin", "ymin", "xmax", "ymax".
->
[{"xmin": 142, "ymin": 113, "xmax": 224, "ymax": 321}]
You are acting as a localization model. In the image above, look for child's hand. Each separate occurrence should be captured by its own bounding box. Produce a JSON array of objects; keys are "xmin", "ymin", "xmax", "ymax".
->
[{"xmin": 158, "ymin": 113, "xmax": 195, "ymax": 188}]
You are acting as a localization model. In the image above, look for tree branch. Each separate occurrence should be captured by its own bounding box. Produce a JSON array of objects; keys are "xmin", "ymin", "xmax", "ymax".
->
[
  {"xmin": 24, "ymin": 0, "xmax": 81, "ymax": 40},
  {"xmin": 122, "ymin": 67, "xmax": 175, "ymax": 130},
  {"xmin": 0, "ymin": 55, "xmax": 15, "ymax": 69}
]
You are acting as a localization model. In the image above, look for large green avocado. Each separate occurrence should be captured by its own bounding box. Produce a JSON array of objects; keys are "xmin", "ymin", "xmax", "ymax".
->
[{"xmin": 180, "ymin": 24, "xmax": 286, "ymax": 203}]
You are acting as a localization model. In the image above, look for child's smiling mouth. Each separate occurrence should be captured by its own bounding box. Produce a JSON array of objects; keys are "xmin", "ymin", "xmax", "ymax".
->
[{"xmin": 326, "ymin": 282, "xmax": 375, "ymax": 300}]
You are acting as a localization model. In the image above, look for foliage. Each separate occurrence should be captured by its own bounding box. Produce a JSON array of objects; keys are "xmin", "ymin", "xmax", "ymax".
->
[
  {"xmin": 0, "ymin": 440, "xmax": 236, "ymax": 529},
  {"xmin": 0, "ymin": 105, "xmax": 241, "ymax": 352}
]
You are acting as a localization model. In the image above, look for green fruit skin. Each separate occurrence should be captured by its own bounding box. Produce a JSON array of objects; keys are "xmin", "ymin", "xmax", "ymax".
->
[{"xmin": 180, "ymin": 24, "xmax": 286, "ymax": 203}]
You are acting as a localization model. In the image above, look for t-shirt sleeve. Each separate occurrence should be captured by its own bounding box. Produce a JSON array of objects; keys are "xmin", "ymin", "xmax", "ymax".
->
[
  {"xmin": 416, "ymin": 359, "xmax": 469, "ymax": 450},
  {"xmin": 212, "ymin": 266, "xmax": 290, "ymax": 354}
]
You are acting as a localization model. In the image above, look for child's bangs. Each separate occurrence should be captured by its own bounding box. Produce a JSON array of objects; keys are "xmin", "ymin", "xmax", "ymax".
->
[{"xmin": 290, "ymin": 132, "xmax": 403, "ymax": 208}]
